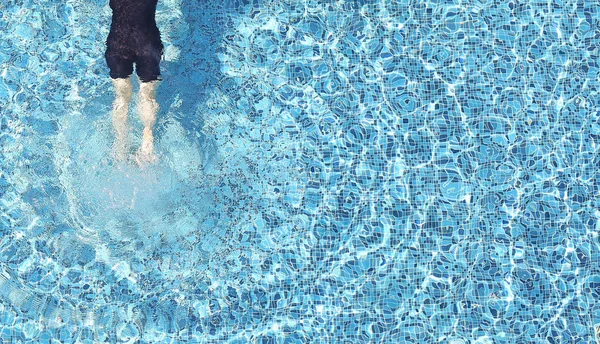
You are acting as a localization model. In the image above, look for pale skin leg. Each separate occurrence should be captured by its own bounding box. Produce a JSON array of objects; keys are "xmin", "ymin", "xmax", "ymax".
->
[
  {"xmin": 112, "ymin": 77, "xmax": 133, "ymax": 161},
  {"xmin": 136, "ymin": 80, "xmax": 159, "ymax": 164}
]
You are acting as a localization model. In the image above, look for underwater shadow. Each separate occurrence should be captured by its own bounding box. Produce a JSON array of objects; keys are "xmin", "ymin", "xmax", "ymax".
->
[{"xmin": 156, "ymin": 1, "xmax": 241, "ymax": 163}]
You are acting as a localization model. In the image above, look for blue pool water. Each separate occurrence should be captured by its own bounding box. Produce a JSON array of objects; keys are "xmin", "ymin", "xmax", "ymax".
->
[{"xmin": 1, "ymin": 0, "xmax": 600, "ymax": 342}]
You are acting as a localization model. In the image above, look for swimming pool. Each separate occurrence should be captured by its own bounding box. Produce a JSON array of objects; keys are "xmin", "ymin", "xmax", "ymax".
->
[{"xmin": 1, "ymin": 0, "xmax": 600, "ymax": 342}]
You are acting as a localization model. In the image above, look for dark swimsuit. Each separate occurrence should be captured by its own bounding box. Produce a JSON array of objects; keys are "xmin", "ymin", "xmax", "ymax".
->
[{"xmin": 105, "ymin": 0, "xmax": 163, "ymax": 82}]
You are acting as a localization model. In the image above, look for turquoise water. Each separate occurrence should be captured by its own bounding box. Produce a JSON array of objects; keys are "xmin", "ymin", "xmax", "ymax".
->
[{"xmin": 1, "ymin": 0, "xmax": 600, "ymax": 342}]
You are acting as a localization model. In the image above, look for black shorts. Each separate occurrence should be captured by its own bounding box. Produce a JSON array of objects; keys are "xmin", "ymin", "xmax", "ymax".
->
[{"xmin": 105, "ymin": 41, "xmax": 163, "ymax": 83}]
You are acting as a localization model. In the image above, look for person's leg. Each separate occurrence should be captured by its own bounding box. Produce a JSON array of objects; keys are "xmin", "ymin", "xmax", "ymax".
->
[
  {"xmin": 135, "ymin": 45, "xmax": 162, "ymax": 164},
  {"xmin": 136, "ymin": 80, "xmax": 159, "ymax": 163},
  {"xmin": 106, "ymin": 53, "xmax": 135, "ymax": 161},
  {"xmin": 111, "ymin": 77, "xmax": 133, "ymax": 161}
]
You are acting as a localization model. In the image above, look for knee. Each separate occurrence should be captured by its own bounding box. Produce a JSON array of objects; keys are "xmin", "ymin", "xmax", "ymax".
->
[
  {"xmin": 112, "ymin": 77, "xmax": 133, "ymax": 100},
  {"xmin": 139, "ymin": 80, "xmax": 159, "ymax": 101}
]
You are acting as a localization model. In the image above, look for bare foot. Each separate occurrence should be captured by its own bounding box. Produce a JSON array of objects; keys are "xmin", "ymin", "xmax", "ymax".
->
[
  {"xmin": 112, "ymin": 141, "xmax": 130, "ymax": 162},
  {"xmin": 135, "ymin": 135, "xmax": 157, "ymax": 166},
  {"xmin": 135, "ymin": 150, "xmax": 157, "ymax": 166}
]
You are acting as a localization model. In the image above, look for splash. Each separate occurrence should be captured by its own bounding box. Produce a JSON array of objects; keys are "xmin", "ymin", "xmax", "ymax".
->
[{"xmin": 55, "ymin": 101, "xmax": 215, "ymax": 259}]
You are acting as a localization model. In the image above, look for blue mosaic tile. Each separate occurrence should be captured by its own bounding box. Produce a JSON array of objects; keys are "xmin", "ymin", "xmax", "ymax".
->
[{"xmin": 1, "ymin": 0, "xmax": 600, "ymax": 342}]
